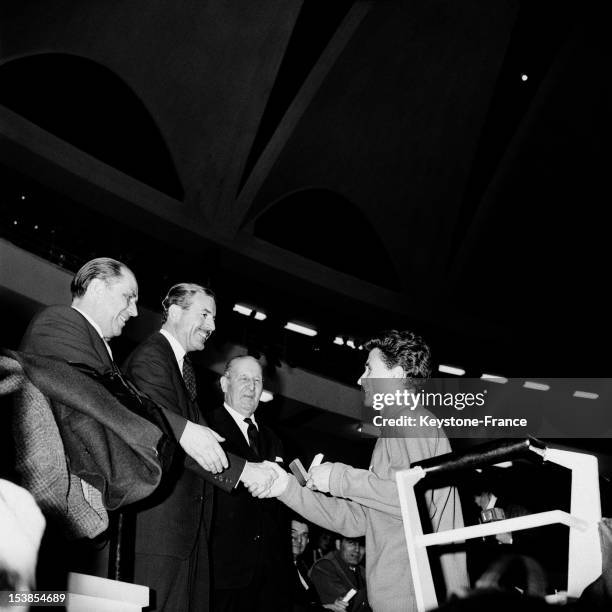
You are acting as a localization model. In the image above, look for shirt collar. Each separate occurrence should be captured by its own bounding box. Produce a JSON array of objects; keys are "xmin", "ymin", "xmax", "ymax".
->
[
  {"xmin": 224, "ymin": 401, "xmax": 257, "ymax": 430},
  {"xmin": 72, "ymin": 306, "xmax": 104, "ymax": 339},
  {"xmin": 72, "ymin": 306, "xmax": 113, "ymax": 359},
  {"xmin": 160, "ymin": 328, "xmax": 186, "ymax": 368}
]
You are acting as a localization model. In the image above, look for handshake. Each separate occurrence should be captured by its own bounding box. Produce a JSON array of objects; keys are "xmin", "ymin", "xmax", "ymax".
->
[{"xmin": 241, "ymin": 454, "xmax": 332, "ymax": 499}]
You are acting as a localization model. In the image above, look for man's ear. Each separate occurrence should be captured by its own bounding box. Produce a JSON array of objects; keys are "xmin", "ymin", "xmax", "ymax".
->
[
  {"xmin": 88, "ymin": 278, "xmax": 105, "ymax": 298},
  {"xmin": 220, "ymin": 374, "xmax": 228, "ymax": 393},
  {"xmin": 167, "ymin": 303, "xmax": 181, "ymax": 324},
  {"xmin": 335, "ymin": 539, "xmax": 341, "ymax": 551},
  {"xmin": 390, "ymin": 364, "xmax": 405, "ymax": 379}
]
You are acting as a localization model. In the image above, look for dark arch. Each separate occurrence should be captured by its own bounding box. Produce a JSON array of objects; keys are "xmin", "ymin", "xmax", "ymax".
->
[
  {"xmin": 254, "ymin": 189, "xmax": 400, "ymax": 290},
  {"xmin": 0, "ymin": 53, "xmax": 183, "ymax": 200}
]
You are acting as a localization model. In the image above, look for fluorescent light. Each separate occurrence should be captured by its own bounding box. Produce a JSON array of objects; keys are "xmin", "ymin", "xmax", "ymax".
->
[
  {"xmin": 260, "ymin": 390, "xmax": 274, "ymax": 403},
  {"xmin": 438, "ymin": 364, "xmax": 465, "ymax": 376},
  {"xmin": 333, "ymin": 336, "xmax": 344, "ymax": 345},
  {"xmin": 346, "ymin": 339, "xmax": 356, "ymax": 349},
  {"xmin": 284, "ymin": 322, "xmax": 317, "ymax": 337},
  {"xmin": 573, "ymin": 390, "xmax": 599, "ymax": 400},
  {"xmin": 523, "ymin": 381, "xmax": 550, "ymax": 391},
  {"xmin": 254, "ymin": 311, "xmax": 267, "ymax": 321},
  {"xmin": 481, "ymin": 373, "xmax": 508, "ymax": 384},
  {"xmin": 493, "ymin": 461, "xmax": 513, "ymax": 468},
  {"xmin": 233, "ymin": 304, "xmax": 252, "ymax": 316}
]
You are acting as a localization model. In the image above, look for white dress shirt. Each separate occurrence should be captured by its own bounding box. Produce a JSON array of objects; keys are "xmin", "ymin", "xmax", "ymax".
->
[
  {"xmin": 159, "ymin": 328, "xmax": 186, "ymax": 374},
  {"xmin": 223, "ymin": 402, "xmax": 257, "ymax": 446}
]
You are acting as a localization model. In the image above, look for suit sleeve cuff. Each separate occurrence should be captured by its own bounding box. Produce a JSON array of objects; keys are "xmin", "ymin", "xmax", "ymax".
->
[{"xmin": 163, "ymin": 409, "xmax": 187, "ymax": 441}]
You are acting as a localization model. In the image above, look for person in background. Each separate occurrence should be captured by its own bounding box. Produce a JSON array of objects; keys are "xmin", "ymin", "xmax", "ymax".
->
[
  {"xmin": 310, "ymin": 535, "xmax": 371, "ymax": 611},
  {"xmin": 308, "ymin": 528, "xmax": 335, "ymax": 567},
  {"xmin": 290, "ymin": 516, "xmax": 347, "ymax": 612}
]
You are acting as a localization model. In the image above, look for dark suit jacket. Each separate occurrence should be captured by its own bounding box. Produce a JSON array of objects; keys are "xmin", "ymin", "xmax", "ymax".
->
[
  {"xmin": 292, "ymin": 558, "xmax": 324, "ymax": 612},
  {"xmin": 207, "ymin": 406, "xmax": 290, "ymax": 590},
  {"xmin": 123, "ymin": 332, "xmax": 245, "ymax": 559},
  {"xmin": 3, "ymin": 349, "xmax": 169, "ymax": 536},
  {"xmin": 310, "ymin": 551, "xmax": 370, "ymax": 611},
  {"xmin": 21, "ymin": 305, "xmax": 116, "ymax": 377}
]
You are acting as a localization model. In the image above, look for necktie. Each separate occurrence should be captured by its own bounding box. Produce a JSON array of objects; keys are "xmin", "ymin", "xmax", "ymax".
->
[
  {"xmin": 352, "ymin": 565, "xmax": 364, "ymax": 589},
  {"xmin": 244, "ymin": 417, "xmax": 260, "ymax": 457},
  {"xmin": 182, "ymin": 354, "xmax": 197, "ymax": 402}
]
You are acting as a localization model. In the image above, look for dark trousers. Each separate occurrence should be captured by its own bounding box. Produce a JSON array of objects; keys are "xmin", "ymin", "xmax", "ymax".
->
[
  {"xmin": 212, "ymin": 558, "xmax": 291, "ymax": 612},
  {"xmin": 36, "ymin": 526, "xmax": 109, "ymax": 591},
  {"xmin": 134, "ymin": 535, "xmax": 209, "ymax": 612}
]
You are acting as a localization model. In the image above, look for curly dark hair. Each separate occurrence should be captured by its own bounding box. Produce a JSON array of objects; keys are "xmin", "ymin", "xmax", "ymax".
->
[{"xmin": 363, "ymin": 329, "xmax": 432, "ymax": 386}]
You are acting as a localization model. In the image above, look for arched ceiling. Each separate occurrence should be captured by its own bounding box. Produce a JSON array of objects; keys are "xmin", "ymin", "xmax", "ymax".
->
[{"xmin": 1, "ymin": 0, "xmax": 611, "ymax": 379}]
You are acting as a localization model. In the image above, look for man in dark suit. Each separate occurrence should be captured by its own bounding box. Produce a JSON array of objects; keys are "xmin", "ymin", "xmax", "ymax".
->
[
  {"xmin": 310, "ymin": 536, "xmax": 370, "ymax": 611},
  {"xmin": 20, "ymin": 258, "xmax": 230, "ymax": 478},
  {"xmin": 19, "ymin": 260, "xmax": 276, "ymax": 595},
  {"xmin": 207, "ymin": 355, "xmax": 291, "ymax": 612},
  {"xmin": 124, "ymin": 284, "xmax": 277, "ymax": 612},
  {"xmin": 289, "ymin": 517, "xmax": 347, "ymax": 612}
]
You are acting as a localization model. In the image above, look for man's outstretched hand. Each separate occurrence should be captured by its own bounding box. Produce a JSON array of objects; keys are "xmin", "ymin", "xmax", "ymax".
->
[
  {"xmin": 179, "ymin": 421, "xmax": 228, "ymax": 473},
  {"xmin": 241, "ymin": 461, "xmax": 278, "ymax": 497},
  {"xmin": 252, "ymin": 461, "xmax": 289, "ymax": 499}
]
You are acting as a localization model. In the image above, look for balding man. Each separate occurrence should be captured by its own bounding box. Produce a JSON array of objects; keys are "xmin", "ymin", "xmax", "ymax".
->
[
  {"xmin": 20, "ymin": 259, "xmax": 227, "ymax": 476},
  {"xmin": 124, "ymin": 286, "xmax": 277, "ymax": 612},
  {"xmin": 206, "ymin": 355, "xmax": 290, "ymax": 612},
  {"xmin": 20, "ymin": 260, "xmax": 274, "ymax": 592}
]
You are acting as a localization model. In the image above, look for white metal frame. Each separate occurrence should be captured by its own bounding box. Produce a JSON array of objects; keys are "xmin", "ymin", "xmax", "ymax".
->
[{"xmin": 396, "ymin": 447, "xmax": 602, "ymax": 611}]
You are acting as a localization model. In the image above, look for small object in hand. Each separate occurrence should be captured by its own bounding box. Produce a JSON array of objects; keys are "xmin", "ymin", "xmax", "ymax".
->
[
  {"xmin": 480, "ymin": 507, "xmax": 505, "ymax": 523},
  {"xmin": 342, "ymin": 588, "xmax": 357, "ymax": 602},
  {"xmin": 289, "ymin": 459, "xmax": 309, "ymax": 486},
  {"xmin": 309, "ymin": 453, "xmax": 324, "ymax": 471}
]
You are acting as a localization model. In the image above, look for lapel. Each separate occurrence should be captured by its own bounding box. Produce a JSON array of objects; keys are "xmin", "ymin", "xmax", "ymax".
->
[
  {"xmin": 217, "ymin": 407, "xmax": 257, "ymax": 459},
  {"xmin": 332, "ymin": 552, "xmax": 360, "ymax": 589},
  {"xmin": 154, "ymin": 332, "xmax": 199, "ymax": 422},
  {"xmin": 72, "ymin": 308, "xmax": 115, "ymax": 371}
]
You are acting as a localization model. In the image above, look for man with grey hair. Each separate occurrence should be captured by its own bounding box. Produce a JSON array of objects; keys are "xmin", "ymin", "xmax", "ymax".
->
[
  {"xmin": 206, "ymin": 355, "xmax": 289, "ymax": 612},
  {"xmin": 124, "ymin": 285, "xmax": 277, "ymax": 612},
  {"xmin": 21, "ymin": 260, "xmax": 231, "ymax": 477}
]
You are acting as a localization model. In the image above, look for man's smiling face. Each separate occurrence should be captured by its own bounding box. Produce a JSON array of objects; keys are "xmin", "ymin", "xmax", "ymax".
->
[
  {"xmin": 173, "ymin": 292, "xmax": 216, "ymax": 352},
  {"xmin": 221, "ymin": 356, "xmax": 263, "ymax": 417},
  {"xmin": 97, "ymin": 269, "xmax": 138, "ymax": 339}
]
